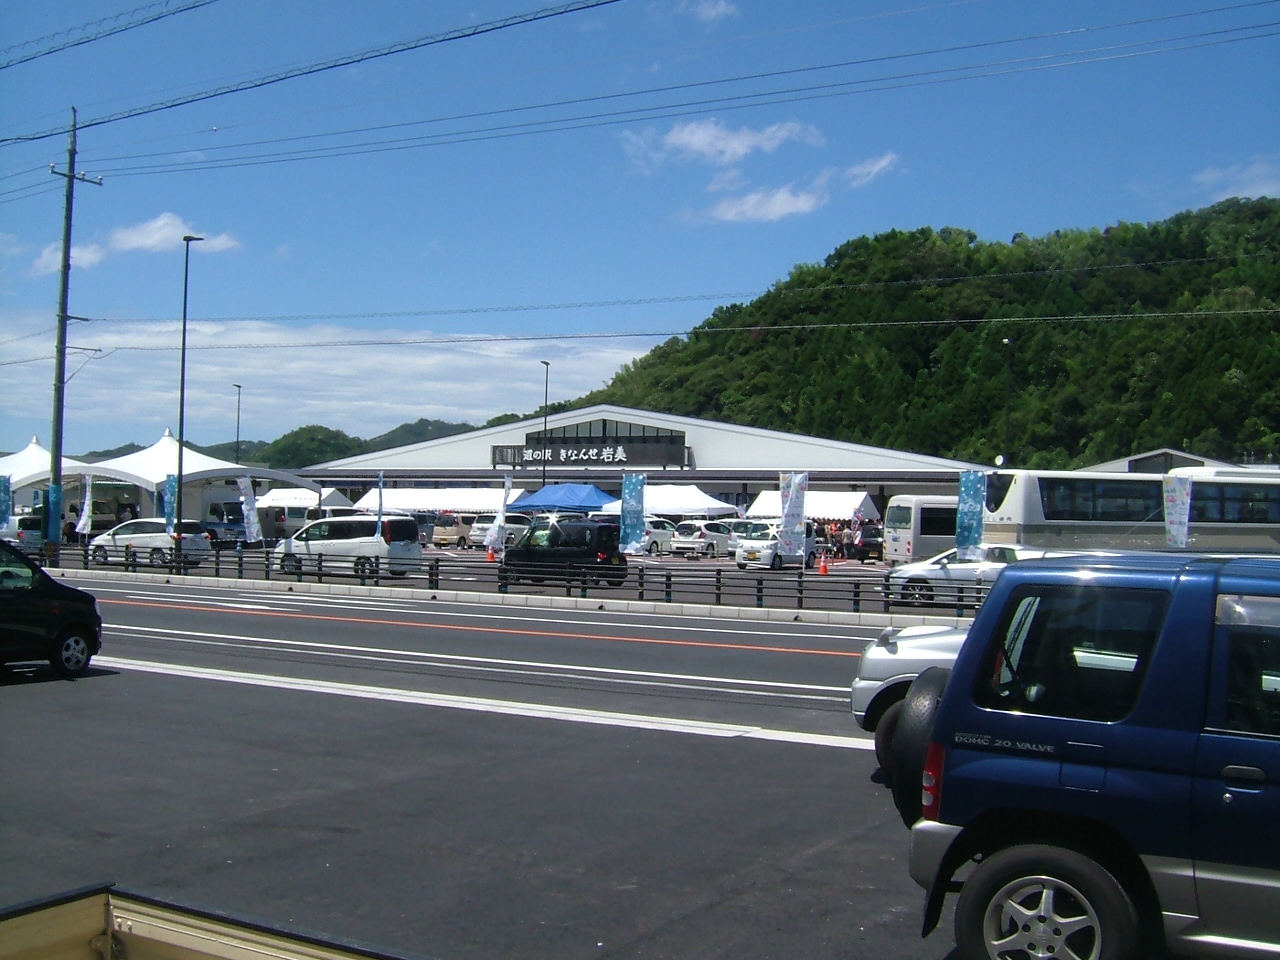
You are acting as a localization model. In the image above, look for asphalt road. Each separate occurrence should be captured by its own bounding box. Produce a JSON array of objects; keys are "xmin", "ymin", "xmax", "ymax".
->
[{"xmin": 1, "ymin": 577, "xmax": 959, "ymax": 960}]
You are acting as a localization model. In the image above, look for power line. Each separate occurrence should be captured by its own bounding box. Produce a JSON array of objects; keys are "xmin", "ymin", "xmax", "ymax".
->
[
  {"xmin": 70, "ymin": 0, "xmax": 1280, "ymax": 168},
  {"xmin": 0, "ymin": 0, "xmax": 222, "ymax": 71},
  {"xmin": 0, "ymin": 0, "xmax": 625, "ymax": 147},
  {"xmin": 3, "ymin": 309, "xmax": 1273, "ymax": 367},
  {"xmin": 65, "ymin": 21, "xmax": 1280, "ymax": 179}
]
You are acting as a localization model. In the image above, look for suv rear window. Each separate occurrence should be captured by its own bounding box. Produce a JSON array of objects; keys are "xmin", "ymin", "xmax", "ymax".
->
[
  {"xmin": 386, "ymin": 518, "xmax": 418, "ymax": 543},
  {"xmin": 1216, "ymin": 595, "xmax": 1280, "ymax": 736},
  {"xmin": 975, "ymin": 585, "xmax": 1168, "ymax": 722}
]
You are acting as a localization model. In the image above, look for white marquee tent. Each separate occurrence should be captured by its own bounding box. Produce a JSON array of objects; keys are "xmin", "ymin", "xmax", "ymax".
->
[
  {"xmin": 0, "ymin": 437, "xmax": 86, "ymax": 492},
  {"xmin": 597, "ymin": 483, "xmax": 739, "ymax": 518},
  {"xmin": 255, "ymin": 487, "xmax": 353, "ymax": 510},
  {"xmin": 746, "ymin": 490, "xmax": 881, "ymax": 522},
  {"xmin": 352, "ymin": 487, "xmax": 525, "ymax": 515}
]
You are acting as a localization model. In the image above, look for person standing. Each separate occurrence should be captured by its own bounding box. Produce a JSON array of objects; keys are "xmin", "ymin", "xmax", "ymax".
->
[{"xmin": 841, "ymin": 523, "xmax": 855, "ymax": 559}]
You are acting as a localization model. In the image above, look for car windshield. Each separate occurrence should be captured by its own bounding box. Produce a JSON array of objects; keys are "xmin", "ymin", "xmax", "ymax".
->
[{"xmin": 744, "ymin": 523, "xmax": 776, "ymax": 540}]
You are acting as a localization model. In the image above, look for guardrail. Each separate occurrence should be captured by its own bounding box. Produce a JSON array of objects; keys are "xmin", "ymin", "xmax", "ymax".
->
[{"xmin": 39, "ymin": 543, "xmax": 994, "ymax": 616}]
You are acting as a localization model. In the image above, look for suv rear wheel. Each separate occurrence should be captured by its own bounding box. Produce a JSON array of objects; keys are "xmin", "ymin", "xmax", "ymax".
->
[{"xmin": 954, "ymin": 844, "xmax": 1137, "ymax": 960}]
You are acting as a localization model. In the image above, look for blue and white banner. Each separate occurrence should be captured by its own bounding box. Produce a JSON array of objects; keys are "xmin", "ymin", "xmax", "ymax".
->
[
  {"xmin": 237, "ymin": 476, "xmax": 262, "ymax": 543},
  {"xmin": 47, "ymin": 482, "xmax": 62, "ymax": 542},
  {"xmin": 75, "ymin": 475, "xmax": 94, "ymax": 535},
  {"xmin": 484, "ymin": 475, "xmax": 513, "ymax": 550},
  {"xmin": 375, "ymin": 471, "xmax": 385, "ymax": 527},
  {"xmin": 955, "ymin": 471, "xmax": 987, "ymax": 560},
  {"xmin": 779, "ymin": 471, "xmax": 808, "ymax": 559},
  {"xmin": 164, "ymin": 474, "xmax": 177, "ymax": 535},
  {"xmin": 1163, "ymin": 475, "xmax": 1192, "ymax": 549},
  {"xmin": 0, "ymin": 477, "xmax": 10, "ymax": 529},
  {"xmin": 619, "ymin": 473, "xmax": 647, "ymax": 555}
]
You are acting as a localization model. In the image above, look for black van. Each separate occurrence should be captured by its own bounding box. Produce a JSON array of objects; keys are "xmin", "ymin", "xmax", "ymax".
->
[
  {"xmin": 0, "ymin": 539, "xmax": 102, "ymax": 677},
  {"xmin": 500, "ymin": 520, "xmax": 627, "ymax": 586}
]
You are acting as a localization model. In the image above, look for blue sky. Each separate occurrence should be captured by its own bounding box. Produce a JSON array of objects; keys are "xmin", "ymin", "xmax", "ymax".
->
[{"xmin": 2, "ymin": 0, "xmax": 1277, "ymax": 455}]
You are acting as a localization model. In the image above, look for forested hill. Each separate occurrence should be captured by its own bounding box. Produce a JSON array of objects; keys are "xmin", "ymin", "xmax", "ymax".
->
[{"xmin": 577, "ymin": 198, "xmax": 1280, "ymax": 469}]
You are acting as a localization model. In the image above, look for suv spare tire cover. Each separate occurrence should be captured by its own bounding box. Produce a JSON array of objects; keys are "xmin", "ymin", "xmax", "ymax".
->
[{"xmin": 890, "ymin": 666, "xmax": 951, "ymax": 828}]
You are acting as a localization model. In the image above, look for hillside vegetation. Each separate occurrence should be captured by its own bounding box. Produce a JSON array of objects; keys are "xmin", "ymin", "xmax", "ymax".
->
[{"xmin": 578, "ymin": 198, "xmax": 1280, "ymax": 468}]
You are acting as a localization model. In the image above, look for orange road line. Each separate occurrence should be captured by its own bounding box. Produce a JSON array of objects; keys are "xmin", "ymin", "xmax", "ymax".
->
[{"xmin": 101, "ymin": 598, "xmax": 860, "ymax": 658}]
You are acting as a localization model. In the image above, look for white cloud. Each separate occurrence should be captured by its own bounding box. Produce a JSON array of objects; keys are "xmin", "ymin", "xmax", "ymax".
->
[
  {"xmin": 30, "ymin": 212, "xmax": 238, "ymax": 275},
  {"xmin": 663, "ymin": 119, "xmax": 824, "ymax": 166},
  {"xmin": 707, "ymin": 169, "xmax": 748, "ymax": 193},
  {"xmin": 708, "ymin": 182, "xmax": 829, "ymax": 222},
  {"xmin": 0, "ymin": 315, "xmax": 661, "ymax": 454},
  {"xmin": 685, "ymin": 0, "xmax": 737, "ymax": 23},
  {"xmin": 846, "ymin": 151, "xmax": 899, "ymax": 188},
  {"xmin": 0, "ymin": 233, "xmax": 24, "ymax": 257},
  {"xmin": 1195, "ymin": 158, "xmax": 1280, "ymax": 201}
]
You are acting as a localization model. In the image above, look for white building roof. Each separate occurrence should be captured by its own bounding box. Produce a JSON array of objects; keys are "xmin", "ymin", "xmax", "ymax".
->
[{"xmin": 308, "ymin": 404, "xmax": 977, "ymax": 474}]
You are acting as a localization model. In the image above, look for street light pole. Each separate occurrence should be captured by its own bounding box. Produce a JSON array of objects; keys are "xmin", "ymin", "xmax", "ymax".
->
[
  {"xmin": 541, "ymin": 360, "xmax": 550, "ymax": 489},
  {"xmin": 174, "ymin": 235, "xmax": 203, "ymax": 563},
  {"xmin": 233, "ymin": 383, "xmax": 242, "ymax": 465},
  {"xmin": 1001, "ymin": 337, "xmax": 1013, "ymax": 466}
]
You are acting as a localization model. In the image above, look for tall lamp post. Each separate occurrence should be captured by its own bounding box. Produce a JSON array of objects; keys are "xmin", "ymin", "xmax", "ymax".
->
[
  {"xmin": 540, "ymin": 360, "xmax": 550, "ymax": 489},
  {"xmin": 1001, "ymin": 337, "xmax": 1013, "ymax": 466},
  {"xmin": 233, "ymin": 383, "xmax": 242, "ymax": 464},
  {"xmin": 174, "ymin": 234, "xmax": 203, "ymax": 563}
]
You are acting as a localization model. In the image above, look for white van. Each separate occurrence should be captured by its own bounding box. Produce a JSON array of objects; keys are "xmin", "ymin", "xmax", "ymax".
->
[
  {"xmin": 272, "ymin": 515, "xmax": 422, "ymax": 577},
  {"xmin": 733, "ymin": 519, "xmax": 818, "ymax": 570},
  {"xmin": 882, "ymin": 494, "xmax": 958, "ymax": 566}
]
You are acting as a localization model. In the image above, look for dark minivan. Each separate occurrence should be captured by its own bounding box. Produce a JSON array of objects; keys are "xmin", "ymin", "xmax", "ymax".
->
[
  {"xmin": 500, "ymin": 520, "xmax": 627, "ymax": 586},
  {"xmin": 0, "ymin": 540, "xmax": 102, "ymax": 677}
]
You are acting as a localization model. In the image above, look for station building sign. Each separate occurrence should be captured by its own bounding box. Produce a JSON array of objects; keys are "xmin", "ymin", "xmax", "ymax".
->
[{"xmin": 491, "ymin": 417, "xmax": 687, "ymax": 469}]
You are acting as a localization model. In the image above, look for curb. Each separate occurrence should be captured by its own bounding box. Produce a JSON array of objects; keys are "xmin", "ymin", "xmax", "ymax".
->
[{"xmin": 48, "ymin": 566, "xmax": 971, "ymax": 631}]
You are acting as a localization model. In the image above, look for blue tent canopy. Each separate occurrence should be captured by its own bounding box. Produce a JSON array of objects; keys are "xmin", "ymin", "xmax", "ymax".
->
[{"xmin": 511, "ymin": 483, "xmax": 615, "ymax": 512}]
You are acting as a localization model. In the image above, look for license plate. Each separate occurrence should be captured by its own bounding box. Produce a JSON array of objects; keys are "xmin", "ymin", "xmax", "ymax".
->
[{"xmin": 746, "ymin": 551, "xmax": 758, "ymax": 559}]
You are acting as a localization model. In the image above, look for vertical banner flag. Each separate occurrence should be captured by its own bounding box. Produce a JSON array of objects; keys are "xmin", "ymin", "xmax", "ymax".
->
[
  {"xmin": 0, "ymin": 477, "xmax": 10, "ymax": 530},
  {"xmin": 779, "ymin": 471, "xmax": 808, "ymax": 560},
  {"xmin": 1163, "ymin": 475, "xmax": 1192, "ymax": 548},
  {"xmin": 47, "ymin": 483, "xmax": 62, "ymax": 543},
  {"xmin": 75, "ymin": 475, "xmax": 94, "ymax": 535},
  {"xmin": 376, "ymin": 471, "xmax": 385, "ymax": 527},
  {"xmin": 237, "ymin": 476, "xmax": 262, "ymax": 543},
  {"xmin": 485, "ymin": 475, "xmax": 513, "ymax": 550},
  {"xmin": 164, "ymin": 475, "xmax": 177, "ymax": 535},
  {"xmin": 620, "ymin": 473, "xmax": 647, "ymax": 554},
  {"xmin": 955, "ymin": 471, "xmax": 987, "ymax": 560}
]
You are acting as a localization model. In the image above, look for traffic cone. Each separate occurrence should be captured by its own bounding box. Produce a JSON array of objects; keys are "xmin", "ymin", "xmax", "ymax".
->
[
  {"xmin": 487, "ymin": 545, "xmax": 495, "ymax": 562},
  {"xmin": 819, "ymin": 552, "xmax": 829, "ymax": 575}
]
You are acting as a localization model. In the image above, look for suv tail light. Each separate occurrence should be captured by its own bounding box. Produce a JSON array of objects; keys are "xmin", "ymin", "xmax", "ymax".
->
[
  {"xmin": 597, "ymin": 552, "xmax": 608, "ymax": 562},
  {"xmin": 382, "ymin": 521, "xmax": 392, "ymax": 545},
  {"xmin": 921, "ymin": 741, "xmax": 945, "ymax": 821}
]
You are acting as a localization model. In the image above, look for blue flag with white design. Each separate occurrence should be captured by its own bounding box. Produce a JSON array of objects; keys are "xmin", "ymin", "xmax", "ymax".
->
[
  {"xmin": 955, "ymin": 471, "xmax": 986, "ymax": 560},
  {"xmin": 620, "ymin": 473, "xmax": 646, "ymax": 554}
]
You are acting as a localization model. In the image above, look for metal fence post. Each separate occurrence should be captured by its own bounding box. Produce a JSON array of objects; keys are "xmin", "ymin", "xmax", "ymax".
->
[
  {"xmin": 125, "ymin": 545, "xmax": 136, "ymax": 572},
  {"xmin": 81, "ymin": 542, "xmax": 89, "ymax": 570},
  {"xmin": 796, "ymin": 569, "xmax": 804, "ymax": 610},
  {"xmin": 756, "ymin": 577, "xmax": 764, "ymax": 608},
  {"xmin": 430, "ymin": 557, "xmax": 440, "ymax": 590},
  {"xmin": 664, "ymin": 571, "xmax": 672, "ymax": 603},
  {"xmin": 236, "ymin": 542, "xmax": 244, "ymax": 579},
  {"xmin": 714, "ymin": 568, "xmax": 722, "ymax": 606},
  {"xmin": 213, "ymin": 548, "xmax": 221, "ymax": 578},
  {"xmin": 316, "ymin": 553, "xmax": 324, "ymax": 584},
  {"xmin": 637, "ymin": 565, "xmax": 645, "ymax": 601},
  {"xmin": 374, "ymin": 556, "xmax": 381, "ymax": 586},
  {"xmin": 852, "ymin": 579, "xmax": 861, "ymax": 613}
]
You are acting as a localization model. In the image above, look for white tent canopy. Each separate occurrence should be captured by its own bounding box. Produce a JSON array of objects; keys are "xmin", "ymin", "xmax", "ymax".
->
[
  {"xmin": 598, "ymin": 483, "xmax": 740, "ymax": 518},
  {"xmin": 91, "ymin": 430, "xmax": 315, "ymax": 492},
  {"xmin": 255, "ymin": 487, "xmax": 353, "ymax": 510},
  {"xmin": 0, "ymin": 436, "xmax": 86, "ymax": 490},
  {"xmin": 352, "ymin": 487, "xmax": 525, "ymax": 515},
  {"xmin": 746, "ymin": 490, "xmax": 881, "ymax": 522}
]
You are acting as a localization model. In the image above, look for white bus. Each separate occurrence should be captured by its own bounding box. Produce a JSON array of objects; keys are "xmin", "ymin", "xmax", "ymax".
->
[
  {"xmin": 983, "ymin": 468, "xmax": 1280, "ymax": 553},
  {"xmin": 883, "ymin": 495, "xmax": 959, "ymax": 565}
]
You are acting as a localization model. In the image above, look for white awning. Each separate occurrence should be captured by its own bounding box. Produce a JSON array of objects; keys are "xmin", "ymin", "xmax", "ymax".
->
[{"xmin": 746, "ymin": 490, "xmax": 880, "ymax": 521}]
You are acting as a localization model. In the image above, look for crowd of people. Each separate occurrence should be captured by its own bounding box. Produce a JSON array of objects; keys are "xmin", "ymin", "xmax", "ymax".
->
[{"xmin": 818, "ymin": 517, "xmax": 882, "ymax": 560}]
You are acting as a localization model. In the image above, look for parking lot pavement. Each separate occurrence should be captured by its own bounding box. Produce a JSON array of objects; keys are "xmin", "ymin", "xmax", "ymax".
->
[{"xmin": 0, "ymin": 663, "xmax": 957, "ymax": 960}]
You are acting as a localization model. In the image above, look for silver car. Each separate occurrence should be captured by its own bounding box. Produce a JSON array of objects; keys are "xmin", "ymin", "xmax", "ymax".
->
[
  {"xmin": 90, "ymin": 519, "xmax": 213, "ymax": 567},
  {"xmin": 884, "ymin": 543, "xmax": 1055, "ymax": 605}
]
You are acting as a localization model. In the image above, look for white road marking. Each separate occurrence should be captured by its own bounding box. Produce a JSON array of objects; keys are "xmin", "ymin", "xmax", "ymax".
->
[
  {"xmin": 106, "ymin": 624, "xmax": 851, "ymax": 695},
  {"xmin": 95, "ymin": 656, "xmax": 872, "ymax": 750}
]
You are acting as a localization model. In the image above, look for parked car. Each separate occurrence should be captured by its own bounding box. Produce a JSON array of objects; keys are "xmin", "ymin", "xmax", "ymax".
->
[
  {"xmin": 851, "ymin": 624, "xmax": 969, "ymax": 773},
  {"xmin": 724, "ymin": 518, "xmax": 756, "ymax": 555},
  {"xmin": 885, "ymin": 543, "xmax": 1061, "ymax": 605},
  {"xmin": 89, "ymin": 519, "xmax": 212, "ymax": 567},
  {"xmin": 500, "ymin": 520, "xmax": 627, "ymax": 586},
  {"xmin": 669, "ymin": 519, "xmax": 733, "ymax": 558},
  {"xmin": 204, "ymin": 500, "xmax": 247, "ymax": 540},
  {"xmin": 431, "ymin": 513, "xmax": 478, "ymax": 548},
  {"xmin": 466, "ymin": 513, "xmax": 532, "ymax": 549},
  {"xmin": 3, "ymin": 515, "xmax": 45, "ymax": 556},
  {"xmin": 733, "ymin": 519, "xmax": 818, "ymax": 570},
  {"xmin": 273, "ymin": 515, "xmax": 422, "ymax": 577},
  {"xmin": 900, "ymin": 553, "xmax": 1280, "ymax": 960},
  {"xmin": 850, "ymin": 521, "xmax": 884, "ymax": 562},
  {"xmin": 0, "ymin": 539, "xmax": 101, "ymax": 677}
]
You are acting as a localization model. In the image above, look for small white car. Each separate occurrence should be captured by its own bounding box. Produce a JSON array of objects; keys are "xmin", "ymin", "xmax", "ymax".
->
[
  {"xmin": 639, "ymin": 516, "xmax": 676, "ymax": 554},
  {"xmin": 669, "ymin": 519, "xmax": 733, "ymax": 558},
  {"xmin": 466, "ymin": 513, "xmax": 532, "ymax": 549},
  {"xmin": 734, "ymin": 519, "xmax": 818, "ymax": 570},
  {"xmin": 90, "ymin": 519, "xmax": 212, "ymax": 567},
  {"xmin": 885, "ymin": 543, "xmax": 1057, "ymax": 605},
  {"xmin": 273, "ymin": 515, "xmax": 422, "ymax": 577}
]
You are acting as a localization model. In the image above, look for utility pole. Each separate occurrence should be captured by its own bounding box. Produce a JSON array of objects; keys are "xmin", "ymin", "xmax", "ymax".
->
[{"xmin": 47, "ymin": 107, "xmax": 103, "ymax": 562}]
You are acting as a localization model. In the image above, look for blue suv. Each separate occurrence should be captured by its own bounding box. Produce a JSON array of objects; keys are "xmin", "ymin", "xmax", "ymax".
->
[{"xmin": 898, "ymin": 554, "xmax": 1280, "ymax": 959}]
